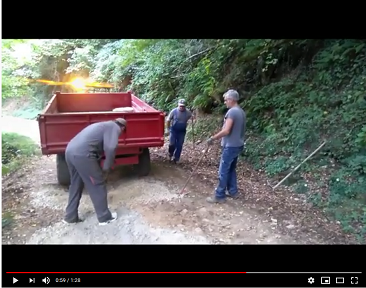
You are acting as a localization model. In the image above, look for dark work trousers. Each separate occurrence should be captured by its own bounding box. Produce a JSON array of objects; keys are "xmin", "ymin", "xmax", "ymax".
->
[
  {"xmin": 64, "ymin": 153, "xmax": 112, "ymax": 223},
  {"xmin": 168, "ymin": 122, "xmax": 187, "ymax": 162}
]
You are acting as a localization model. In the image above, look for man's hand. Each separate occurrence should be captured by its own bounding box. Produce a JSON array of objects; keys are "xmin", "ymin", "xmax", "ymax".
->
[
  {"xmin": 206, "ymin": 137, "xmax": 214, "ymax": 146},
  {"xmin": 102, "ymin": 169, "xmax": 110, "ymax": 183}
]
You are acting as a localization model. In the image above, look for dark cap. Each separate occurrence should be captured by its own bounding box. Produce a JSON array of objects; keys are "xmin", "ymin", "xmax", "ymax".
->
[{"xmin": 178, "ymin": 99, "xmax": 186, "ymax": 106}]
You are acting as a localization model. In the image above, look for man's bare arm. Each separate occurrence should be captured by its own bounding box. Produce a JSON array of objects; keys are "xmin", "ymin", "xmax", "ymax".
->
[
  {"xmin": 211, "ymin": 118, "xmax": 234, "ymax": 140},
  {"xmin": 166, "ymin": 110, "xmax": 174, "ymax": 130},
  {"xmin": 103, "ymin": 125, "xmax": 120, "ymax": 171}
]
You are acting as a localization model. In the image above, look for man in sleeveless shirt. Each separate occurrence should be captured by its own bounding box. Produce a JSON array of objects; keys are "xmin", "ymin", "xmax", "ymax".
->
[
  {"xmin": 166, "ymin": 99, "xmax": 192, "ymax": 164},
  {"xmin": 206, "ymin": 89, "xmax": 246, "ymax": 203}
]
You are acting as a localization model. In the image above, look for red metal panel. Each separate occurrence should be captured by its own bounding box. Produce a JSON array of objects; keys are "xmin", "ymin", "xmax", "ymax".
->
[
  {"xmin": 57, "ymin": 92, "xmax": 132, "ymax": 112},
  {"xmin": 38, "ymin": 92, "xmax": 165, "ymax": 155},
  {"xmin": 112, "ymin": 155, "xmax": 139, "ymax": 166}
]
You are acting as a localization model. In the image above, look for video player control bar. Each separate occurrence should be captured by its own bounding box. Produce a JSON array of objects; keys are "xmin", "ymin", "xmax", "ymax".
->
[{"xmin": 4, "ymin": 272, "xmax": 363, "ymax": 287}]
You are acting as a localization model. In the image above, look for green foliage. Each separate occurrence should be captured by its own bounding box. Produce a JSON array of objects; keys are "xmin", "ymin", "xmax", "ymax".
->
[
  {"xmin": 2, "ymin": 133, "xmax": 39, "ymax": 175},
  {"xmin": 356, "ymin": 125, "xmax": 366, "ymax": 146},
  {"xmin": 1, "ymin": 39, "xmax": 116, "ymax": 103},
  {"xmin": 2, "ymin": 211, "xmax": 14, "ymax": 228},
  {"xmin": 1, "ymin": 40, "xmax": 33, "ymax": 99},
  {"xmin": 294, "ymin": 181, "xmax": 310, "ymax": 194},
  {"xmin": 240, "ymin": 39, "xmax": 366, "ymax": 237},
  {"xmin": 185, "ymin": 115, "xmax": 222, "ymax": 141},
  {"xmin": 12, "ymin": 107, "xmax": 42, "ymax": 120}
]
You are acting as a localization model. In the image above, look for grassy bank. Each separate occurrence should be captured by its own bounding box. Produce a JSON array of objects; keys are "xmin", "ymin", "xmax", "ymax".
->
[
  {"xmin": 2, "ymin": 132, "xmax": 39, "ymax": 229},
  {"xmin": 2, "ymin": 132, "xmax": 39, "ymax": 176}
]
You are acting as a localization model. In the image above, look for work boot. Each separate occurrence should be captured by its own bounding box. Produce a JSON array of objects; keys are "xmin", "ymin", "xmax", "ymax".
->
[
  {"xmin": 62, "ymin": 217, "xmax": 84, "ymax": 224},
  {"xmin": 99, "ymin": 212, "xmax": 118, "ymax": 226},
  {"xmin": 206, "ymin": 196, "xmax": 226, "ymax": 204},
  {"xmin": 226, "ymin": 193, "xmax": 240, "ymax": 199}
]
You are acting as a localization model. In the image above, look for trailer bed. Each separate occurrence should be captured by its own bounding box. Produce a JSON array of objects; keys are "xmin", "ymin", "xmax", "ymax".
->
[
  {"xmin": 43, "ymin": 92, "xmax": 155, "ymax": 114},
  {"xmin": 57, "ymin": 111, "xmax": 136, "ymax": 114},
  {"xmin": 38, "ymin": 92, "xmax": 165, "ymax": 155}
]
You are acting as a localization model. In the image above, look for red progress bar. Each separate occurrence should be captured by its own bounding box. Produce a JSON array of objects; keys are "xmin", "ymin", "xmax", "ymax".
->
[{"xmin": 7, "ymin": 272, "xmax": 247, "ymax": 274}]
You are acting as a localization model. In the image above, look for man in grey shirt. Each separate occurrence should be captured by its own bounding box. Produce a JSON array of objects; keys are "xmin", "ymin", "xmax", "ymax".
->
[
  {"xmin": 206, "ymin": 89, "xmax": 246, "ymax": 203},
  {"xmin": 166, "ymin": 99, "xmax": 192, "ymax": 164},
  {"xmin": 63, "ymin": 118, "xmax": 126, "ymax": 225}
]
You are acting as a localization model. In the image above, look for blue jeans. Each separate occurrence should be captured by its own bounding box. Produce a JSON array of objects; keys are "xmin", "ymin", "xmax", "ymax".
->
[
  {"xmin": 215, "ymin": 146, "xmax": 244, "ymax": 199},
  {"xmin": 168, "ymin": 129, "xmax": 186, "ymax": 161}
]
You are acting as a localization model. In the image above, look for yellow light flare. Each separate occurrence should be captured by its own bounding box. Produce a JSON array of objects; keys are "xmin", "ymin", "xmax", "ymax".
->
[
  {"xmin": 32, "ymin": 78, "xmax": 114, "ymax": 90},
  {"xmin": 86, "ymin": 81, "xmax": 114, "ymax": 88},
  {"xmin": 34, "ymin": 79, "xmax": 65, "ymax": 85},
  {"xmin": 70, "ymin": 78, "xmax": 86, "ymax": 90}
]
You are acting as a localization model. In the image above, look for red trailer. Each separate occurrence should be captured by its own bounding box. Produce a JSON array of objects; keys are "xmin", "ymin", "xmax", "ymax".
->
[{"xmin": 37, "ymin": 91, "xmax": 165, "ymax": 186}]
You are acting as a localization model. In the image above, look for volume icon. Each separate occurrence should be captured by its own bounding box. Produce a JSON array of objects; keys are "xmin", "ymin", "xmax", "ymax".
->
[{"xmin": 42, "ymin": 277, "xmax": 50, "ymax": 284}]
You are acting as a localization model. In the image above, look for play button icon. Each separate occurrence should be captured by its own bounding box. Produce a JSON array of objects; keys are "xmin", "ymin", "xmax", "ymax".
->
[{"xmin": 13, "ymin": 277, "xmax": 18, "ymax": 284}]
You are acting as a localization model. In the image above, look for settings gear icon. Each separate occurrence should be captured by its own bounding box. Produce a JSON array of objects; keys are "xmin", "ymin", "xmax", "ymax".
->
[{"xmin": 308, "ymin": 277, "xmax": 315, "ymax": 284}]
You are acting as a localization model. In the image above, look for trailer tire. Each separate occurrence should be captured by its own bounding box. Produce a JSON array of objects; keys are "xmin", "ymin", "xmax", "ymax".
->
[
  {"xmin": 57, "ymin": 153, "xmax": 70, "ymax": 187},
  {"xmin": 135, "ymin": 148, "xmax": 151, "ymax": 176}
]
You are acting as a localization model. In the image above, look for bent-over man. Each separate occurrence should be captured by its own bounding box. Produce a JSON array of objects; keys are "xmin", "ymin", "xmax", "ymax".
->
[
  {"xmin": 206, "ymin": 89, "xmax": 246, "ymax": 203},
  {"xmin": 63, "ymin": 118, "xmax": 127, "ymax": 225},
  {"xmin": 165, "ymin": 99, "xmax": 192, "ymax": 164}
]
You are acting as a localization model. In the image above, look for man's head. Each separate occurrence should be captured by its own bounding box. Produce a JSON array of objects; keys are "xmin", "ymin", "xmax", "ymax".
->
[
  {"xmin": 115, "ymin": 118, "xmax": 127, "ymax": 132},
  {"xmin": 223, "ymin": 89, "xmax": 239, "ymax": 108},
  {"xmin": 178, "ymin": 99, "xmax": 186, "ymax": 111}
]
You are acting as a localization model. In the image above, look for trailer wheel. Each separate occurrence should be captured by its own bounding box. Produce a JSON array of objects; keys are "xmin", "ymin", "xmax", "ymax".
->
[
  {"xmin": 134, "ymin": 148, "xmax": 151, "ymax": 176},
  {"xmin": 56, "ymin": 153, "xmax": 70, "ymax": 187}
]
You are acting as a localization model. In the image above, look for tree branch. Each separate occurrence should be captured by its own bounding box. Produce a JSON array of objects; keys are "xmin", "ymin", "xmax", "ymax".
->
[{"xmin": 172, "ymin": 46, "xmax": 217, "ymax": 73}]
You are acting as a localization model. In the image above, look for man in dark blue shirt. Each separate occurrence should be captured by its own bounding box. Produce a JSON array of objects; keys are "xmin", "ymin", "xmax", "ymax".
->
[{"xmin": 166, "ymin": 99, "xmax": 192, "ymax": 164}]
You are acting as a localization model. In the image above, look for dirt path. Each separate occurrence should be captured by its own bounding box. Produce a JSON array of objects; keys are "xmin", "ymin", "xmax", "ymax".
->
[
  {"xmin": 2, "ymin": 117, "xmax": 356, "ymax": 244},
  {"xmin": 3, "ymin": 155, "xmax": 300, "ymax": 244}
]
